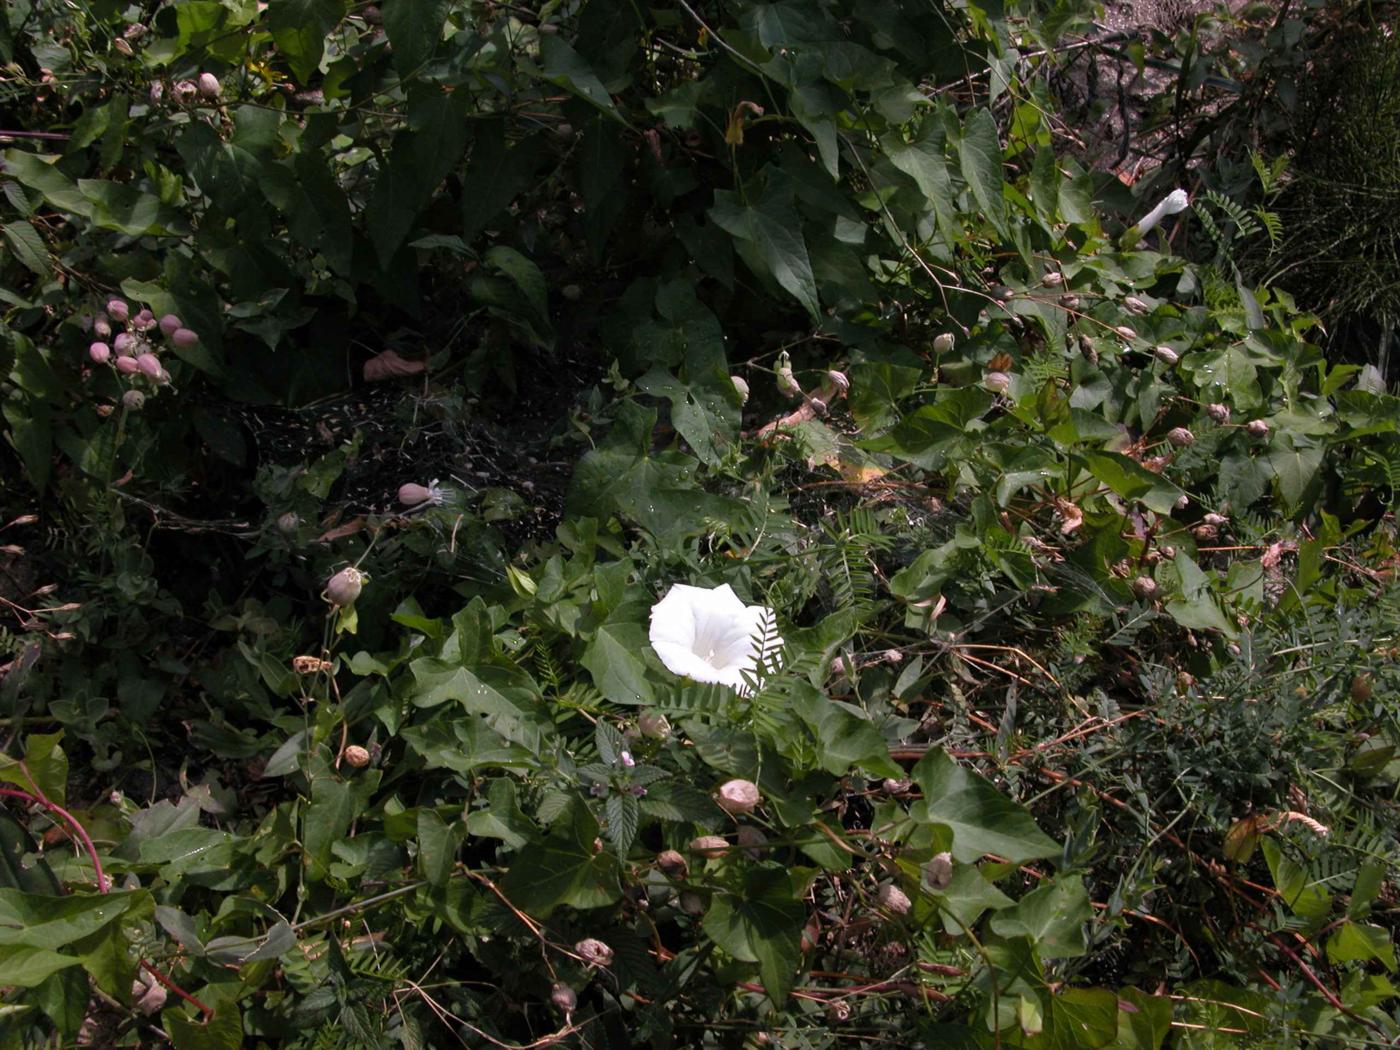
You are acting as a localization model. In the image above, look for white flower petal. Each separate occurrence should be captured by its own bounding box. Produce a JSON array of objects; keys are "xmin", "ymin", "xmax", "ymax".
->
[
  {"xmin": 1136, "ymin": 188, "xmax": 1190, "ymax": 236},
  {"xmin": 647, "ymin": 582, "xmax": 781, "ymax": 694}
]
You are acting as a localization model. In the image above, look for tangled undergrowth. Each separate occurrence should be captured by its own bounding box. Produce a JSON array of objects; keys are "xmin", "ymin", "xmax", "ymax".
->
[{"xmin": 2, "ymin": 0, "xmax": 1399, "ymax": 1047}]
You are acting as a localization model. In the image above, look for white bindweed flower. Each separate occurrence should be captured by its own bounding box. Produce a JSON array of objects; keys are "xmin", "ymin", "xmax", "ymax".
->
[
  {"xmin": 649, "ymin": 583, "xmax": 781, "ymax": 695},
  {"xmin": 1135, "ymin": 188, "xmax": 1190, "ymax": 237}
]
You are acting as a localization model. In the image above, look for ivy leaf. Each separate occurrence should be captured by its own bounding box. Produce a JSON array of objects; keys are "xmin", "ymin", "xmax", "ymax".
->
[
  {"xmin": 710, "ymin": 185, "xmax": 821, "ymax": 320},
  {"xmin": 581, "ymin": 618, "xmax": 654, "ymax": 706},
  {"xmin": 1269, "ymin": 441, "xmax": 1324, "ymax": 516},
  {"xmin": 540, "ymin": 35, "xmax": 616, "ymax": 115},
  {"xmin": 417, "ymin": 808, "xmax": 465, "ymax": 888},
  {"xmin": 381, "ymin": 0, "xmax": 449, "ymax": 75},
  {"xmin": 987, "ymin": 875, "xmax": 1092, "ymax": 958},
  {"xmin": 910, "ymin": 749, "xmax": 1058, "ymax": 863}
]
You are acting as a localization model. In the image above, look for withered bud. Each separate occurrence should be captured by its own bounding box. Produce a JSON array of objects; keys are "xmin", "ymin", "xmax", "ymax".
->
[
  {"xmin": 1124, "ymin": 296, "xmax": 1149, "ymax": 314},
  {"xmin": 656, "ymin": 850, "xmax": 688, "ymax": 879},
  {"xmin": 574, "ymin": 938, "xmax": 613, "ymax": 967},
  {"xmin": 1167, "ymin": 427, "xmax": 1195, "ymax": 447},
  {"xmin": 922, "ymin": 852, "xmax": 954, "ymax": 891},
  {"xmin": 716, "ymin": 778, "xmax": 760, "ymax": 816},
  {"xmin": 1131, "ymin": 576, "xmax": 1159, "ymax": 600},
  {"xmin": 1247, "ymin": 419, "xmax": 1270, "ymax": 438},
  {"xmin": 932, "ymin": 332, "xmax": 955, "ymax": 354},
  {"xmin": 1206, "ymin": 403, "xmax": 1231, "ymax": 423},
  {"xmin": 343, "ymin": 745, "xmax": 370, "ymax": 768},
  {"xmin": 876, "ymin": 883, "xmax": 912, "ymax": 915}
]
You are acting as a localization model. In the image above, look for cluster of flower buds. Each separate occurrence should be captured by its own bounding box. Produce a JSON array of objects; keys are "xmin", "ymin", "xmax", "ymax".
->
[
  {"xmin": 83, "ymin": 298, "xmax": 201, "ymax": 408},
  {"xmin": 151, "ymin": 72, "xmax": 221, "ymax": 109}
]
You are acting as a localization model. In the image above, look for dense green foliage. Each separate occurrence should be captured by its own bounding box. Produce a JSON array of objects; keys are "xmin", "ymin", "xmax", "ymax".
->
[{"xmin": 2, "ymin": 0, "xmax": 1400, "ymax": 1046}]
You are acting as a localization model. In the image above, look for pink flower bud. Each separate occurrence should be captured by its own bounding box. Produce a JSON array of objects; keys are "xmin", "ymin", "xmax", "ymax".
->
[
  {"xmin": 149, "ymin": 81, "xmax": 165, "ymax": 106},
  {"xmin": 159, "ymin": 313, "xmax": 183, "ymax": 337},
  {"xmin": 1114, "ymin": 325, "xmax": 1138, "ymax": 341},
  {"xmin": 983, "ymin": 371, "xmax": 1011, "ymax": 394},
  {"xmin": 113, "ymin": 38, "xmax": 134, "ymax": 57},
  {"xmin": 1206, "ymin": 403, "xmax": 1231, "ymax": 423},
  {"xmin": 550, "ymin": 984, "xmax": 577, "ymax": 1013},
  {"xmin": 1247, "ymin": 419, "xmax": 1270, "ymax": 438},
  {"xmin": 398, "ymin": 482, "xmax": 433, "ymax": 506},
  {"xmin": 1124, "ymin": 296, "xmax": 1149, "ymax": 315},
  {"xmin": 198, "ymin": 73, "xmax": 221, "ymax": 99},
  {"xmin": 132, "ymin": 309, "xmax": 157, "ymax": 332},
  {"xmin": 656, "ymin": 850, "xmax": 688, "ymax": 879},
  {"xmin": 174, "ymin": 79, "xmax": 198, "ymax": 102},
  {"xmin": 136, "ymin": 353, "xmax": 162, "ymax": 378},
  {"xmin": 89, "ymin": 342, "xmax": 111, "ymax": 363},
  {"xmin": 716, "ymin": 779, "xmax": 760, "ymax": 816},
  {"xmin": 171, "ymin": 328, "xmax": 199, "ymax": 348},
  {"xmin": 105, "ymin": 298, "xmax": 130, "ymax": 322},
  {"xmin": 93, "ymin": 317, "xmax": 112, "ymax": 339},
  {"xmin": 689, "ymin": 835, "xmax": 729, "ymax": 858},
  {"xmin": 325, "ymin": 566, "xmax": 364, "ymax": 606},
  {"xmin": 115, "ymin": 356, "xmax": 139, "ymax": 375},
  {"xmin": 113, "ymin": 332, "xmax": 136, "ymax": 354}
]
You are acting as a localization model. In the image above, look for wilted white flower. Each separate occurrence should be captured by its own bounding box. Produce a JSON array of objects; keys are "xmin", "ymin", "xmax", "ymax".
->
[
  {"xmin": 1356, "ymin": 364, "xmax": 1387, "ymax": 395},
  {"xmin": 648, "ymin": 583, "xmax": 781, "ymax": 694},
  {"xmin": 983, "ymin": 371, "xmax": 1011, "ymax": 394},
  {"xmin": 1135, "ymin": 188, "xmax": 1190, "ymax": 236},
  {"xmin": 933, "ymin": 332, "xmax": 956, "ymax": 354}
]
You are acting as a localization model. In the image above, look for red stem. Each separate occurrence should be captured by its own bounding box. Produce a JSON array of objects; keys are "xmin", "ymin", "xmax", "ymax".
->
[
  {"xmin": 0, "ymin": 786, "xmax": 214, "ymax": 1020},
  {"xmin": 0, "ymin": 786, "xmax": 107, "ymax": 891}
]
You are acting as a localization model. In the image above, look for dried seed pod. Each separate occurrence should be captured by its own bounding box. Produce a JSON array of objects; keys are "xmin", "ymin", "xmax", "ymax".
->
[
  {"xmin": 824, "ymin": 369, "xmax": 850, "ymax": 394},
  {"xmin": 876, "ymin": 883, "xmax": 912, "ymax": 915},
  {"xmin": 1059, "ymin": 294, "xmax": 1081, "ymax": 309},
  {"xmin": 1203, "ymin": 512, "xmax": 1228, "ymax": 527},
  {"xmin": 716, "ymin": 779, "xmax": 760, "ymax": 815},
  {"xmin": 325, "ymin": 566, "xmax": 365, "ymax": 607},
  {"xmin": 1131, "ymin": 576, "xmax": 1159, "ymax": 600},
  {"xmin": 343, "ymin": 745, "xmax": 370, "ymax": 768},
  {"xmin": 1114, "ymin": 325, "xmax": 1138, "ymax": 341},
  {"xmin": 736, "ymin": 825, "xmax": 768, "ymax": 859},
  {"xmin": 1041, "ymin": 271, "xmax": 1064, "ymax": 287},
  {"xmin": 1206, "ymin": 403, "xmax": 1231, "ymax": 423},
  {"xmin": 1167, "ymin": 427, "xmax": 1195, "ymax": 447},
  {"xmin": 1124, "ymin": 296, "xmax": 1149, "ymax": 315},
  {"xmin": 923, "ymin": 851, "xmax": 954, "ymax": 891},
  {"xmin": 1247, "ymin": 419, "xmax": 1270, "ymax": 438},
  {"xmin": 1153, "ymin": 345, "xmax": 1179, "ymax": 366}
]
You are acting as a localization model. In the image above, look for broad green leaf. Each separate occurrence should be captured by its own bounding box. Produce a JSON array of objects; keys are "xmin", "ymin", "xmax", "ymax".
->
[
  {"xmin": 582, "ymin": 618, "xmax": 654, "ymax": 706},
  {"xmin": 416, "ymin": 808, "xmax": 465, "ymax": 888},
  {"xmin": 0, "ymin": 889, "xmax": 139, "ymax": 949},
  {"xmin": 163, "ymin": 994, "xmax": 242, "ymax": 1050},
  {"xmin": 959, "ymin": 108, "xmax": 1007, "ymax": 235},
  {"xmin": 988, "ymin": 876, "xmax": 1092, "ymax": 958},
  {"xmin": 929, "ymin": 863, "xmax": 1015, "ymax": 935},
  {"xmin": 1327, "ymin": 920, "xmax": 1395, "ymax": 971},
  {"xmin": 1112, "ymin": 987, "xmax": 1173, "ymax": 1050},
  {"xmin": 791, "ymin": 683, "xmax": 900, "ymax": 778},
  {"xmin": 1036, "ymin": 987, "xmax": 1119, "ymax": 1049},
  {"xmin": 1, "ymin": 151, "xmax": 94, "ymax": 218},
  {"xmin": 540, "ymin": 35, "xmax": 615, "ymax": 114},
  {"xmin": 381, "ymin": 0, "xmax": 449, "ymax": 75},
  {"xmin": 0, "ymin": 731, "xmax": 67, "ymax": 806},
  {"xmin": 1079, "ymin": 451, "xmax": 1183, "ymax": 515},
  {"xmin": 702, "ymin": 867, "xmax": 806, "ymax": 1002},
  {"xmin": 1269, "ymin": 441, "xmax": 1324, "ymax": 516},
  {"xmin": 1, "ymin": 220, "xmax": 48, "ymax": 274},
  {"xmin": 500, "ymin": 807, "xmax": 621, "ymax": 916},
  {"xmin": 0, "ymin": 944, "xmax": 80, "ymax": 987},
  {"xmin": 710, "ymin": 186, "xmax": 821, "ymax": 320},
  {"xmin": 911, "ymin": 749, "xmax": 1058, "ymax": 864},
  {"xmin": 267, "ymin": 0, "xmax": 347, "ymax": 83},
  {"xmin": 1261, "ymin": 837, "xmax": 1330, "ymax": 925}
]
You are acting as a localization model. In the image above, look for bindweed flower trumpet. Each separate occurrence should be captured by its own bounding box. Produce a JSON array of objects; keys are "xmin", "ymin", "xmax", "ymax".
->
[
  {"xmin": 648, "ymin": 583, "xmax": 781, "ymax": 695},
  {"xmin": 1132, "ymin": 188, "xmax": 1190, "ymax": 239}
]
